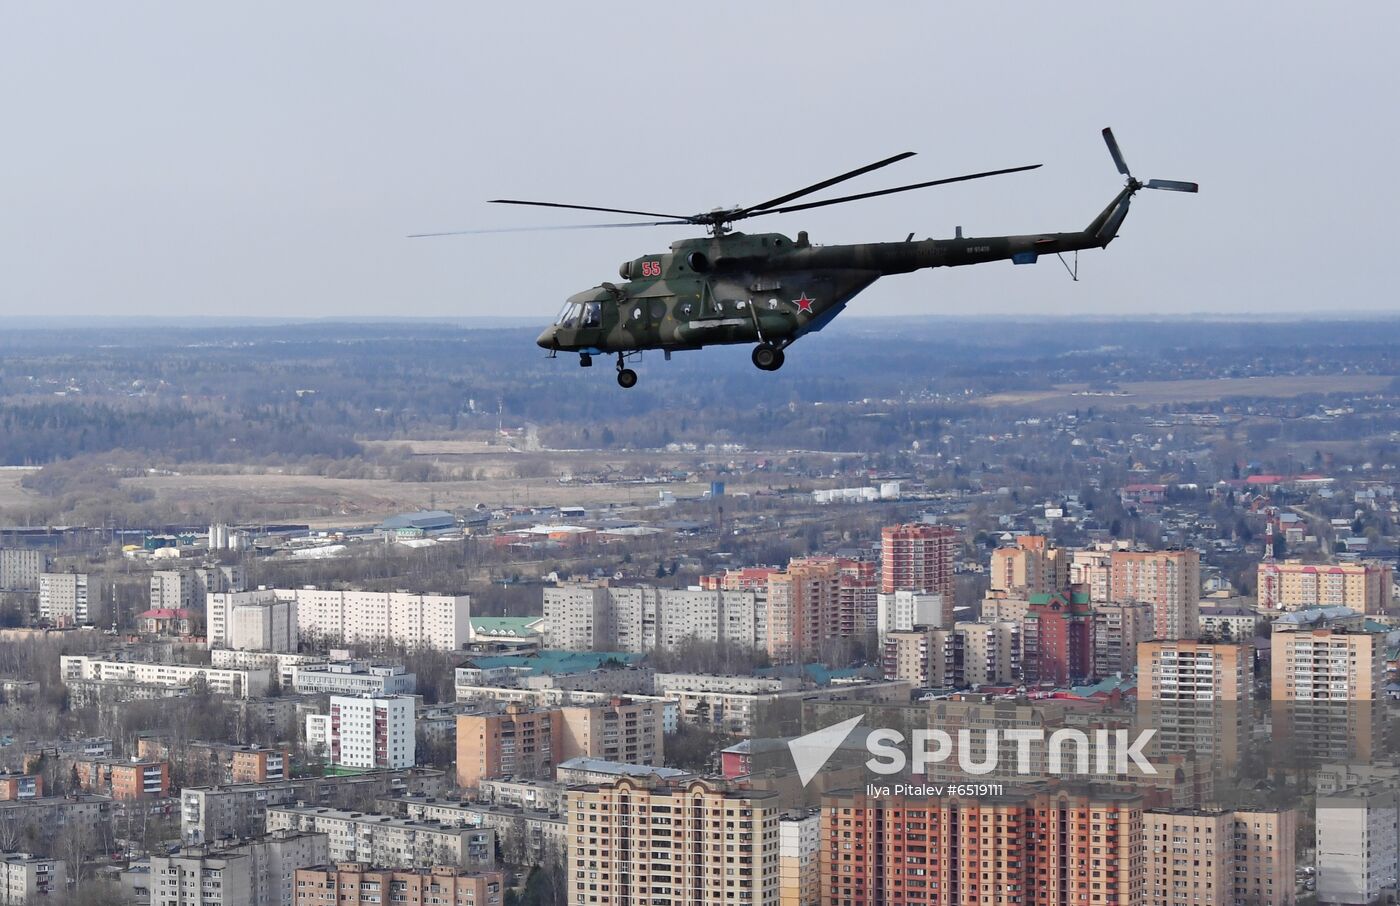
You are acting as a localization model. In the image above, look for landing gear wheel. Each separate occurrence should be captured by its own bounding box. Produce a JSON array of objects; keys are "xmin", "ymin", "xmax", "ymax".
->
[
  {"xmin": 579, "ymin": 353, "xmax": 592, "ymax": 368},
  {"xmin": 752, "ymin": 344, "xmax": 784, "ymax": 371},
  {"xmin": 617, "ymin": 368, "xmax": 638, "ymax": 389}
]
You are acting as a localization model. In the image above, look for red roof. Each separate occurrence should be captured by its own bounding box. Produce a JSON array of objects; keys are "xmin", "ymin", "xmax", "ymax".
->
[{"xmin": 138, "ymin": 608, "xmax": 190, "ymax": 619}]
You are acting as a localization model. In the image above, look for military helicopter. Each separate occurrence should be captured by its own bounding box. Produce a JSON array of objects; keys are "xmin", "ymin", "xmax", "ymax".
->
[{"xmin": 414, "ymin": 128, "xmax": 1195, "ymax": 388}]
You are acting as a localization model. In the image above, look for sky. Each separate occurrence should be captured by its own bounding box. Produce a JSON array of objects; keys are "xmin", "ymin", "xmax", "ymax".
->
[{"xmin": 1, "ymin": 2, "xmax": 1396, "ymax": 320}]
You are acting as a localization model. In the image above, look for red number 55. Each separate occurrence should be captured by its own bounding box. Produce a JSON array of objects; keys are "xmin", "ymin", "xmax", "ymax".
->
[{"xmin": 641, "ymin": 260, "xmax": 661, "ymax": 277}]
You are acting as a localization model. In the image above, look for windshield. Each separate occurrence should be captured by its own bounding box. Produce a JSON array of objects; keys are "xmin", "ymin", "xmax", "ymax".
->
[{"xmin": 556, "ymin": 302, "xmax": 583, "ymax": 328}]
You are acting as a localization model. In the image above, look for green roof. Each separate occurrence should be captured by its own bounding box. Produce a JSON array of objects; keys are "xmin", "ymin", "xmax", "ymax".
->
[
  {"xmin": 462, "ymin": 650, "xmax": 643, "ymax": 675},
  {"xmin": 470, "ymin": 616, "xmax": 543, "ymax": 637}
]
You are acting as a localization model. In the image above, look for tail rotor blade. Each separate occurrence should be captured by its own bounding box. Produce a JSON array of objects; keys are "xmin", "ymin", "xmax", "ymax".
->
[
  {"xmin": 1145, "ymin": 178, "xmax": 1199, "ymax": 193},
  {"xmin": 1102, "ymin": 127, "xmax": 1131, "ymax": 177}
]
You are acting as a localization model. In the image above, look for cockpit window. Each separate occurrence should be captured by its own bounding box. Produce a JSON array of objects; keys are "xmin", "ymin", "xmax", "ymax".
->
[
  {"xmin": 556, "ymin": 302, "xmax": 584, "ymax": 328},
  {"xmin": 581, "ymin": 302, "xmax": 602, "ymax": 328}
]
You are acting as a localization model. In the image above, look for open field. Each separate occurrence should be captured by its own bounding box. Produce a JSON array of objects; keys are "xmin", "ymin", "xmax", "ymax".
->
[
  {"xmin": 975, "ymin": 375, "xmax": 1394, "ymax": 411},
  {"xmin": 0, "ymin": 470, "xmax": 38, "ymax": 512}
]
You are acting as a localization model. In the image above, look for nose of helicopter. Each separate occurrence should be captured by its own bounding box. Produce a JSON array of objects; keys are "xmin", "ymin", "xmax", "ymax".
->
[{"xmin": 536, "ymin": 326, "xmax": 558, "ymax": 349}]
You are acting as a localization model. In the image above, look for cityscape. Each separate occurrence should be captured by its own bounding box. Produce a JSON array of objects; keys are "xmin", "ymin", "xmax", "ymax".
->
[{"xmin": 4, "ymin": 3, "xmax": 1400, "ymax": 904}]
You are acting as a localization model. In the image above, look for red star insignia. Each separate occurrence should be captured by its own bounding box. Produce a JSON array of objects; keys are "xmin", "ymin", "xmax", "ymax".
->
[{"xmin": 792, "ymin": 293, "xmax": 815, "ymax": 313}]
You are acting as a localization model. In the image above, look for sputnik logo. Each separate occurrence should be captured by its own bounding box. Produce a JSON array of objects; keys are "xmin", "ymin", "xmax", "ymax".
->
[{"xmin": 788, "ymin": 715, "xmax": 863, "ymax": 786}]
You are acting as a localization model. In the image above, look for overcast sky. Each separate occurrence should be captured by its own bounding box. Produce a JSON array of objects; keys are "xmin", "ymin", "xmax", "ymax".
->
[{"xmin": 1, "ymin": 2, "xmax": 1395, "ymax": 320}]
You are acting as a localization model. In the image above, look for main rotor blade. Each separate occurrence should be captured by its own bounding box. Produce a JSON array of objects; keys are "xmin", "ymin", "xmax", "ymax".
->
[
  {"xmin": 489, "ymin": 198, "xmax": 695, "ymax": 221},
  {"xmin": 735, "ymin": 151, "xmax": 916, "ymax": 217},
  {"xmin": 1102, "ymin": 127, "xmax": 1131, "ymax": 177},
  {"xmin": 408, "ymin": 220, "xmax": 690, "ymax": 238},
  {"xmin": 744, "ymin": 164, "xmax": 1042, "ymax": 218},
  {"xmin": 1144, "ymin": 178, "xmax": 1199, "ymax": 193}
]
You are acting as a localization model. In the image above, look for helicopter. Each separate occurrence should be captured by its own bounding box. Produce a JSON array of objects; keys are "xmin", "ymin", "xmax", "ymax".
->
[{"xmin": 413, "ymin": 128, "xmax": 1196, "ymax": 388}]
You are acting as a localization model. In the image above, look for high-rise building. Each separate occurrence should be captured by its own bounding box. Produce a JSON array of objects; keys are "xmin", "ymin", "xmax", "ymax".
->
[
  {"xmin": 208, "ymin": 589, "xmax": 298, "ymax": 652},
  {"xmin": 267, "ymin": 807, "xmax": 494, "ymax": 869},
  {"xmin": 1070, "ymin": 545, "xmax": 1116, "ymax": 602},
  {"xmin": 1110, "ymin": 549, "xmax": 1200, "ymax": 639},
  {"xmin": 875, "ymin": 590, "xmax": 946, "ymax": 634},
  {"xmin": 0, "ymin": 548, "xmax": 47, "ymax": 591},
  {"xmin": 1137, "ymin": 640, "xmax": 1251, "ymax": 766},
  {"xmin": 293, "ymin": 863, "xmax": 506, "ymax": 906},
  {"xmin": 456, "ymin": 705, "xmax": 558, "ymax": 789},
  {"xmin": 778, "ymin": 811, "xmax": 820, "ymax": 906},
  {"xmin": 150, "ymin": 831, "xmax": 329, "ymax": 906},
  {"xmin": 1022, "ymin": 590, "xmax": 1095, "ymax": 686},
  {"xmin": 882, "ymin": 622, "xmax": 1018, "ymax": 689},
  {"xmin": 38, "ymin": 572, "xmax": 88, "ymax": 626},
  {"xmin": 1144, "ymin": 808, "xmax": 1296, "ymax": 906},
  {"xmin": 1271, "ymin": 626, "xmax": 1383, "ymax": 761},
  {"xmin": 1258, "ymin": 558, "xmax": 1393, "ymax": 613},
  {"xmin": 955, "ymin": 620, "xmax": 1020, "ymax": 687},
  {"xmin": 327, "ymin": 695, "xmax": 416, "ymax": 770},
  {"xmin": 836, "ymin": 559, "xmax": 880, "ymax": 638},
  {"xmin": 1316, "ymin": 784, "xmax": 1399, "ymax": 905},
  {"xmin": 989, "ymin": 535, "xmax": 1068, "ymax": 595},
  {"xmin": 543, "ymin": 583, "xmax": 610, "ymax": 649},
  {"xmin": 568, "ymin": 779, "xmax": 781, "ymax": 906},
  {"xmin": 820, "ymin": 789, "xmax": 1144, "ymax": 905},
  {"xmin": 1092, "ymin": 602, "xmax": 1154, "ymax": 676},
  {"xmin": 767, "ymin": 557, "xmax": 841, "ymax": 663},
  {"xmin": 881, "ymin": 523, "xmax": 957, "ymax": 614},
  {"xmin": 557, "ymin": 698, "xmax": 665, "ymax": 767}
]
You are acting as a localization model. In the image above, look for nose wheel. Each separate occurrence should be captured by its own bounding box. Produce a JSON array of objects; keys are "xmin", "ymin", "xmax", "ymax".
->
[{"xmin": 751, "ymin": 343, "xmax": 785, "ymax": 371}]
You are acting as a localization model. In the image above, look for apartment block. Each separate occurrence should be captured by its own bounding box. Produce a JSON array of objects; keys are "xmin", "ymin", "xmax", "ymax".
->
[
  {"xmin": 455, "ymin": 705, "xmax": 559, "ymax": 789},
  {"xmin": 149, "ymin": 831, "xmax": 328, "ymax": 906},
  {"xmin": 0, "ymin": 548, "xmax": 46, "ymax": 591},
  {"xmin": 1145, "ymin": 808, "xmax": 1296, "ymax": 906},
  {"xmin": 208, "ymin": 589, "xmax": 299, "ymax": 652},
  {"xmin": 1137, "ymin": 640, "xmax": 1251, "ymax": 765},
  {"xmin": 1316, "ymin": 784, "xmax": 1399, "ymax": 905},
  {"xmin": 38, "ymin": 572, "xmax": 88, "ymax": 626},
  {"xmin": 187, "ymin": 743, "xmax": 294, "ymax": 784},
  {"xmin": 875, "ymin": 590, "xmax": 947, "ymax": 634},
  {"xmin": 989, "ymin": 535, "xmax": 1068, "ymax": 595},
  {"xmin": 293, "ymin": 588, "xmax": 472, "ymax": 650},
  {"xmin": 291, "ymin": 661, "xmax": 417, "ymax": 697},
  {"xmin": 385, "ymin": 796, "xmax": 567, "ymax": 865},
  {"xmin": 152, "ymin": 566, "xmax": 245, "ymax": 612},
  {"xmin": 0, "ymin": 852, "xmax": 67, "ymax": 905},
  {"xmin": 0, "ymin": 773, "xmax": 41, "ymax": 801},
  {"xmin": 1271, "ymin": 626, "xmax": 1383, "ymax": 761},
  {"xmin": 1258, "ymin": 558, "xmax": 1393, "ymax": 613},
  {"xmin": 327, "ymin": 695, "xmax": 416, "ymax": 770},
  {"xmin": 557, "ymin": 698, "xmax": 664, "ymax": 766},
  {"xmin": 767, "ymin": 557, "xmax": 842, "ymax": 664},
  {"xmin": 821, "ymin": 789, "xmax": 1144, "ymax": 905},
  {"xmin": 266, "ymin": 806, "xmax": 495, "ymax": 869},
  {"xmin": 568, "ymin": 779, "xmax": 781, "ymax": 906},
  {"xmin": 1093, "ymin": 602, "xmax": 1154, "ymax": 676},
  {"xmin": 1110, "ymin": 549, "xmax": 1200, "ymax": 639},
  {"xmin": 60, "ymin": 655, "xmax": 271, "ymax": 699},
  {"xmin": 779, "ymin": 811, "xmax": 820, "ymax": 906},
  {"xmin": 882, "ymin": 623, "xmax": 1017, "ymax": 690},
  {"xmin": 293, "ymin": 863, "xmax": 504, "ymax": 906},
  {"xmin": 1021, "ymin": 590, "xmax": 1095, "ymax": 686},
  {"xmin": 881, "ymin": 523, "xmax": 957, "ymax": 607},
  {"xmin": 72, "ymin": 757, "xmax": 170, "ymax": 800}
]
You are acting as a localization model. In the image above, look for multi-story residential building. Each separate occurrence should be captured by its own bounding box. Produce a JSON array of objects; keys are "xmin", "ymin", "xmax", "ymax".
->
[
  {"xmin": 557, "ymin": 698, "xmax": 664, "ymax": 766},
  {"xmin": 291, "ymin": 662, "xmax": 417, "ymax": 697},
  {"xmin": 1110, "ymin": 548, "xmax": 1200, "ymax": 640},
  {"xmin": 60, "ymin": 655, "xmax": 270, "ymax": 699},
  {"xmin": 821, "ymin": 789, "xmax": 1144, "ymax": 905},
  {"xmin": 568, "ymin": 779, "xmax": 781, "ymax": 906},
  {"xmin": 1258, "ymin": 558, "xmax": 1394, "ymax": 613},
  {"xmin": 149, "ymin": 831, "xmax": 328, "ymax": 906},
  {"xmin": 293, "ymin": 863, "xmax": 505, "ymax": 906},
  {"xmin": 187, "ymin": 743, "xmax": 294, "ymax": 785},
  {"xmin": 767, "ymin": 557, "xmax": 842, "ymax": 663},
  {"xmin": 1271, "ymin": 626, "xmax": 1383, "ymax": 760},
  {"xmin": 179, "ymin": 769, "xmax": 448, "ymax": 844},
  {"xmin": 954, "ymin": 620, "xmax": 1019, "ymax": 687},
  {"xmin": 266, "ymin": 806, "xmax": 494, "ymax": 869},
  {"xmin": 979, "ymin": 590, "xmax": 1031, "ymax": 626},
  {"xmin": 1070, "ymin": 544, "xmax": 1116, "ymax": 602},
  {"xmin": 1021, "ymin": 590, "xmax": 1095, "ymax": 686},
  {"xmin": 1316, "ymin": 784, "xmax": 1399, "ymax": 905},
  {"xmin": 0, "ymin": 773, "xmax": 41, "ymax": 801},
  {"xmin": 151, "ymin": 566, "xmax": 246, "ymax": 612},
  {"xmin": 875, "ymin": 590, "xmax": 946, "ymax": 634},
  {"xmin": 38, "ymin": 572, "xmax": 88, "ymax": 626},
  {"xmin": 0, "ymin": 795, "xmax": 111, "ymax": 851},
  {"xmin": 292, "ymin": 588, "xmax": 472, "ymax": 650},
  {"xmin": 1197, "ymin": 602, "xmax": 1264, "ymax": 641},
  {"xmin": 72, "ymin": 757, "xmax": 170, "ymax": 800},
  {"xmin": 881, "ymin": 523, "xmax": 957, "ymax": 610},
  {"xmin": 989, "ymin": 535, "xmax": 1068, "ymax": 595},
  {"xmin": 836, "ymin": 559, "xmax": 880, "ymax": 638},
  {"xmin": 0, "ymin": 548, "xmax": 46, "ymax": 591},
  {"xmin": 883, "ymin": 623, "xmax": 1018, "ymax": 690},
  {"xmin": 779, "ymin": 811, "xmax": 820, "ymax": 906},
  {"xmin": 0, "ymin": 852, "xmax": 66, "ymax": 905},
  {"xmin": 210, "ymin": 649, "xmax": 331, "ymax": 688},
  {"xmin": 1137, "ymin": 640, "xmax": 1252, "ymax": 766},
  {"xmin": 325, "ymin": 695, "xmax": 416, "ymax": 770},
  {"xmin": 383, "ymin": 795, "xmax": 567, "ymax": 865},
  {"xmin": 455, "ymin": 705, "xmax": 559, "ymax": 789},
  {"xmin": 207, "ymin": 589, "xmax": 298, "ymax": 652},
  {"xmin": 542, "ymin": 584, "xmax": 609, "ymax": 650},
  {"xmin": 1092, "ymin": 601, "xmax": 1154, "ymax": 676},
  {"xmin": 1145, "ymin": 808, "xmax": 1296, "ymax": 906}
]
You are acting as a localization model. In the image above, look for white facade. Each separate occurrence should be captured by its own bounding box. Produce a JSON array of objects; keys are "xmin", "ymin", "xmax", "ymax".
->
[
  {"xmin": 0, "ymin": 549, "xmax": 46, "ymax": 591},
  {"xmin": 0, "ymin": 853, "xmax": 67, "ymax": 905},
  {"xmin": 207, "ymin": 589, "xmax": 297, "ymax": 652},
  {"xmin": 291, "ymin": 661, "xmax": 416, "ymax": 696},
  {"xmin": 1317, "ymin": 785, "xmax": 1399, "ymax": 905},
  {"xmin": 543, "ymin": 585, "xmax": 609, "ymax": 650},
  {"xmin": 59, "ymin": 655, "xmax": 270, "ymax": 698},
  {"xmin": 293, "ymin": 589, "xmax": 471, "ymax": 650},
  {"xmin": 328, "ymin": 695, "xmax": 416, "ymax": 769},
  {"xmin": 39, "ymin": 572, "xmax": 88, "ymax": 625},
  {"xmin": 876, "ymin": 590, "xmax": 946, "ymax": 634},
  {"xmin": 545, "ymin": 584, "xmax": 760, "ymax": 653}
]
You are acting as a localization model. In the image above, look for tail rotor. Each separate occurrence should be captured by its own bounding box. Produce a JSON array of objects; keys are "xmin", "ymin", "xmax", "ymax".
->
[{"xmin": 1102, "ymin": 127, "xmax": 1198, "ymax": 194}]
